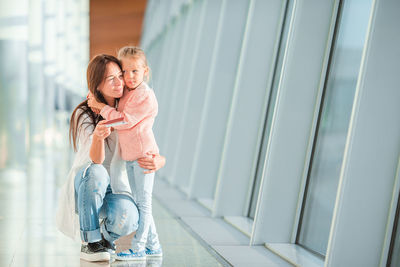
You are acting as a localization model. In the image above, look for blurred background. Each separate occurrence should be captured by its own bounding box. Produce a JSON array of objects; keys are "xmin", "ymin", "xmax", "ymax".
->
[
  {"xmin": 0, "ymin": 0, "xmax": 400, "ymax": 266},
  {"xmin": 0, "ymin": 0, "xmax": 147, "ymax": 173}
]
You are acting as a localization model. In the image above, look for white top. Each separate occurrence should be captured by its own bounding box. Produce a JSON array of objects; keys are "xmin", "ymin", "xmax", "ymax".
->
[
  {"xmin": 103, "ymin": 130, "xmax": 117, "ymax": 175},
  {"xmin": 56, "ymin": 109, "xmax": 133, "ymax": 241}
]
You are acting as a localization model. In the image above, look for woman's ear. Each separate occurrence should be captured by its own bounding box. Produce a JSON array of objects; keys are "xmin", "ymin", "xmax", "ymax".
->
[{"xmin": 94, "ymin": 89, "xmax": 103, "ymax": 101}]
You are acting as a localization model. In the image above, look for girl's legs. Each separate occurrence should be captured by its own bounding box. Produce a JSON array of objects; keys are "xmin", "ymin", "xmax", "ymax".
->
[
  {"xmin": 126, "ymin": 160, "xmax": 160, "ymax": 252},
  {"xmin": 146, "ymin": 219, "xmax": 160, "ymax": 250}
]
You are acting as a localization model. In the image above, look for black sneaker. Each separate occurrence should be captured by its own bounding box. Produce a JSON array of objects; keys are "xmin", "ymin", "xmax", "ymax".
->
[
  {"xmin": 80, "ymin": 241, "xmax": 110, "ymax": 262},
  {"xmin": 101, "ymin": 235, "xmax": 116, "ymax": 253}
]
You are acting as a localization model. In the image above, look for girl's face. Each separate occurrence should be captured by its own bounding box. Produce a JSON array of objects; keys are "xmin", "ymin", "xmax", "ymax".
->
[
  {"xmin": 121, "ymin": 56, "xmax": 148, "ymax": 89},
  {"xmin": 98, "ymin": 62, "xmax": 124, "ymax": 100}
]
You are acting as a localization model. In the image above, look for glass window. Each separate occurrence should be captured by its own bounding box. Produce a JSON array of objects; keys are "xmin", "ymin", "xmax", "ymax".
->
[
  {"xmin": 248, "ymin": 0, "xmax": 294, "ymax": 219},
  {"xmin": 296, "ymin": 0, "xmax": 373, "ymax": 256},
  {"xmin": 387, "ymin": 194, "xmax": 400, "ymax": 266}
]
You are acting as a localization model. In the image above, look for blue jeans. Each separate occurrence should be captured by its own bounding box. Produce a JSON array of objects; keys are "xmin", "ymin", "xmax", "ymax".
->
[
  {"xmin": 74, "ymin": 164, "xmax": 139, "ymax": 243},
  {"xmin": 126, "ymin": 160, "xmax": 160, "ymax": 251}
]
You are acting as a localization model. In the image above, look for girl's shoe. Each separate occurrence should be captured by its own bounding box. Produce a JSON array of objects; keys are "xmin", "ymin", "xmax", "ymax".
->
[
  {"xmin": 145, "ymin": 247, "xmax": 163, "ymax": 257},
  {"xmin": 114, "ymin": 249, "xmax": 146, "ymax": 261}
]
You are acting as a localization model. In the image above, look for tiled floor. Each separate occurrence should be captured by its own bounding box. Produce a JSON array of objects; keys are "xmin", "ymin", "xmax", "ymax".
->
[
  {"xmin": 153, "ymin": 180, "xmax": 294, "ymax": 267},
  {"xmin": 0, "ymin": 149, "xmax": 226, "ymax": 267}
]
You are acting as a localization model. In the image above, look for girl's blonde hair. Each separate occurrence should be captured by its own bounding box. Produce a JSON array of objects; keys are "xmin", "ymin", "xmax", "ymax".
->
[{"xmin": 117, "ymin": 46, "xmax": 151, "ymax": 82}]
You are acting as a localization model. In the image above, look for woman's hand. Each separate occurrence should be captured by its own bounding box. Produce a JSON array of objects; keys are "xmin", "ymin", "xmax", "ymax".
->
[
  {"xmin": 88, "ymin": 92, "xmax": 107, "ymax": 111},
  {"xmin": 93, "ymin": 121, "xmax": 111, "ymax": 140},
  {"xmin": 90, "ymin": 121, "xmax": 110, "ymax": 164},
  {"xmin": 137, "ymin": 153, "xmax": 166, "ymax": 174}
]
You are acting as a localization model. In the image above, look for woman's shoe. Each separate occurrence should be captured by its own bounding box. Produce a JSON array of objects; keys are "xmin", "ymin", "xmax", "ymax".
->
[
  {"xmin": 80, "ymin": 241, "xmax": 110, "ymax": 262},
  {"xmin": 101, "ymin": 234, "xmax": 116, "ymax": 254}
]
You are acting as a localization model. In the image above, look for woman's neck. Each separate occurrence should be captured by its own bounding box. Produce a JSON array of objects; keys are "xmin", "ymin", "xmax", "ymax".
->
[{"xmin": 104, "ymin": 96, "xmax": 116, "ymax": 107}]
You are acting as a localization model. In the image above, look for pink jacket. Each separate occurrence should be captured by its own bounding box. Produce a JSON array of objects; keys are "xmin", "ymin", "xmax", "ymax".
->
[{"xmin": 100, "ymin": 82, "xmax": 159, "ymax": 161}]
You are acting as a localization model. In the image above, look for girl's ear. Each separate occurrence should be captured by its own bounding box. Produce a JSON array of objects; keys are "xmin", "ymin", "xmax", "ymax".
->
[{"xmin": 144, "ymin": 66, "xmax": 150, "ymax": 81}]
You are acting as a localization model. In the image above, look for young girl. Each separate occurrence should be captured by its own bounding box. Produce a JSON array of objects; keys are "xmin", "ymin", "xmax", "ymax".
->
[{"xmin": 88, "ymin": 46, "xmax": 162, "ymax": 261}]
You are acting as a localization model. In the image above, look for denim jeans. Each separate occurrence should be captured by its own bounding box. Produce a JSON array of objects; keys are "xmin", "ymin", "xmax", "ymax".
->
[
  {"xmin": 74, "ymin": 164, "xmax": 139, "ymax": 244},
  {"xmin": 126, "ymin": 160, "xmax": 160, "ymax": 251}
]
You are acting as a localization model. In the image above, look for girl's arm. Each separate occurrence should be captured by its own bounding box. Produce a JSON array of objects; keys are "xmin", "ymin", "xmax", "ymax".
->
[
  {"xmin": 89, "ymin": 121, "xmax": 111, "ymax": 164},
  {"xmin": 88, "ymin": 90, "xmax": 158, "ymax": 130}
]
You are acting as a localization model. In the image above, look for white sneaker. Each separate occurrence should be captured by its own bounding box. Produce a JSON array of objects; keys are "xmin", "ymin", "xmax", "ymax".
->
[
  {"xmin": 145, "ymin": 247, "xmax": 163, "ymax": 257},
  {"xmin": 114, "ymin": 249, "xmax": 146, "ymax": 261}
]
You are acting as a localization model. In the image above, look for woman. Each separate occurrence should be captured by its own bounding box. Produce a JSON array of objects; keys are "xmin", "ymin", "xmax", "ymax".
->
[{"xmin": 56, "ymin": 54, "xmax": 165, "ymax": 262}]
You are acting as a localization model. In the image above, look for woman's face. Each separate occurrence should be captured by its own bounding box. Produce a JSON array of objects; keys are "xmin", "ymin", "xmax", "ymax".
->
[{"xmin": 98, "ymin": 62, "xmax": 124, "ymax": 99}]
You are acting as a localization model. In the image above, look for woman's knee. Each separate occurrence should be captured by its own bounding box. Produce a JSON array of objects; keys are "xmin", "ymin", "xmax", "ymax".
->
[
  {"xmin": 86, "ymin": 164, "xmax": 109, "ymax": 179},
  {"xmin": 84, "ymin": 164, "xmax": 109, "ymax": 184},
  {"xmin": 105, "ymin": 199, "xmax": 139, "ymax": 236},
  {"xmin": 78, "ymin": 164, "xmax": 110, "ymax": 192}
]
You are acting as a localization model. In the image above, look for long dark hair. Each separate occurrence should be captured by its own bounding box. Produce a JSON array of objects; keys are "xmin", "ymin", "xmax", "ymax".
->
[{"xmin": 69, "ymin": 54, "xmax": 122, "ymax": 151}]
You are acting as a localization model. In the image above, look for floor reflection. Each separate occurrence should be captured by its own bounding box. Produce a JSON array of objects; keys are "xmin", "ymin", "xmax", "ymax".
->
[{"xmin": 78, "ymin": 257, "xmax": 163, "ymax": 267}]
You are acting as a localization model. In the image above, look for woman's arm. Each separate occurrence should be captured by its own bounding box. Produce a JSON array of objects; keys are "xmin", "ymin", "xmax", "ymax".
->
[
  {"xmin": 137, "ymin": 153, "xmax": 166, "ymax": 174},
  {"xmin": 89, "ymin": 121, "xmax": 111, "ymax": 164}
]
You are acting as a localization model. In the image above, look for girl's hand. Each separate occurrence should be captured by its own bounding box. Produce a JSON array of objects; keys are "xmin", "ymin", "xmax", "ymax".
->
[
  {"xmin": 86, "ymin": 93, "xmax": 99, "ymax": 114},
  {"xmin": 91, "ymin": 107, "xmax": 101, "ymax": 114},
  {"xmin": 87, "ymin": 92, "xmax": 106, "ymax": 111},
  {"xmin": 137, "ymin": 153, "xmax": 166, "ymax": 174},
  {"xmin": 93, "ymin": 121, "xmax": 111, "ymax": 140}
]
